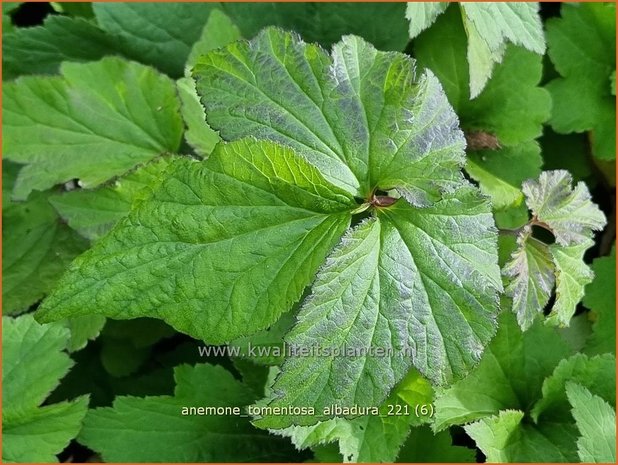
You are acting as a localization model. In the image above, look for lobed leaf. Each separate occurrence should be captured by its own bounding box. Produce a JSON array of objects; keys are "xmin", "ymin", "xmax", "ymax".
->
[
  {"xmin": 193, "ymin": 27, "xmax": 466, "ymax": 201},
  {"xmin": 522, "ymin": 170, "xmax": 606, "ymax": 246},
  {"xmin": 258, "ymin": 187, "xmax": 501, "ymax": 428}
]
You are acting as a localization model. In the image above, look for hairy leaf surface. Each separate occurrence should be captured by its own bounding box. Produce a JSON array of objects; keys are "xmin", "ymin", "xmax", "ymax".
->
[
  {"xmin": 503, "ymin": 229, "xmax": 555, "ymax": 330},
  {"xmin": 257, "ymin": 187, "xmax": 500, "ymax": 428},
  {"xmin": 523, "ymin": 170, "xmax": 607, "ymax": 246},
  {"xmin": 193, "ymin": 27, "xmax": 466, "ymax": 200},
  {"xmin": 37, "ymin": 139, "xmax": 353, "ymax": 343}
]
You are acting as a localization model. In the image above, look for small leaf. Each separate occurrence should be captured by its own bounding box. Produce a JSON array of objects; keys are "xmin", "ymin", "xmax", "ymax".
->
[
  {"xmin": 78, "ymin": 364, "xmax": 297, "ymax": 462},
  {"xmin": 546, "ymin": 240, "xmax": 595, "ymax": 327},
  {"xmin": 2, "ymin": 314, "xmax": 88, "ymax": 463},
  {"xmin": 37, "ymin": 139, "xmax": 354, "ymax": 343},
  {"xmin": 405, "ymin": 2, "xmax": 447, "ymax": 38},
  {"xmin": 566, "ymin": 382, "xmax": 616, "ymax": 463},
  {"xmin": 522, "ymin": 170, "xmax": 607, "ymax": 246},
  {"xmin": 459, "ymin": 3, "xmax": 545, "ymax": 98},
  {"xmin": 3, "ymin": 57, "xmax": 183, "ymax": 200},
  {"xmin": 503, "ymin": 228, "xmax": 555, "ymax": 330}
]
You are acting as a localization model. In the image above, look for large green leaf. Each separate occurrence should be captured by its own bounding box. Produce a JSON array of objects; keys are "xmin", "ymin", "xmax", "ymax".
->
[
  {"xmin": 37, "ymin": 138, "xmax": 354, "ymax": 343},
  {"xmin": 566, "ymin": 383, "xmax": 616, "ymax": 463},
  {"xmin": 193, "ymin": 27, "xmax": 466, "ymax": 201},
  {"xmin": 78, "ymin": 364, "xmax": 297, "ymax": 462},
  {"xmin": 3, "ymin": 57, "xmax": 183, "ymax": 200},
  {"xmin": 546, "ymin": 2, "xmax": 616, "ymax": 160},
  {"xmin": 256, "ymin": 187, "xmax": 501, "ymax": 428},
  {"xmin": 2, "ymin": 314, "xmax": 88, "ymax": 463}
]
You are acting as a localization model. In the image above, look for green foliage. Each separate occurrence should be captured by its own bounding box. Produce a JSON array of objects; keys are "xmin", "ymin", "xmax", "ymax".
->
[
  {"xmin": 49, "ymin": 158, "xmax": 171, "ymax": 241},
  {"xmin": 566, "ymin": 383, "xmax": 616, "ymax": 463},
  {"xmin": 79, "ymin": 364, "xmax": 297, "ymax": 462},
  {"xmin": 584, "ymin": 248, "xmax": 616, "ymax": 355},
  {"xmin": 1, "ymin": 3, "xmax": 614, "ymax": 463},
  {"xmin": 414, "ymin": 5, "xmax": 549, "ymax": 210},
  {"xmin": 408, "ymin": 3, "xmax": 545, "ymax": 98},
  {"xmin": 546, "ymin": 3, "xmax": 616, "ymax": 160},
  {"xmin": 2, "ymin": 15, "xmax": 116, "ymax": 79},
  {"xmin": 3, "ymin": 57, "xmax": 183, "ymax": 200},
  {"xmin": 2, "ymin": 314, "xmax": 88, "ymax": 463},
  {"xmin": 2, "ymin": 163, "xmax": 89, "ymax": 313}
]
